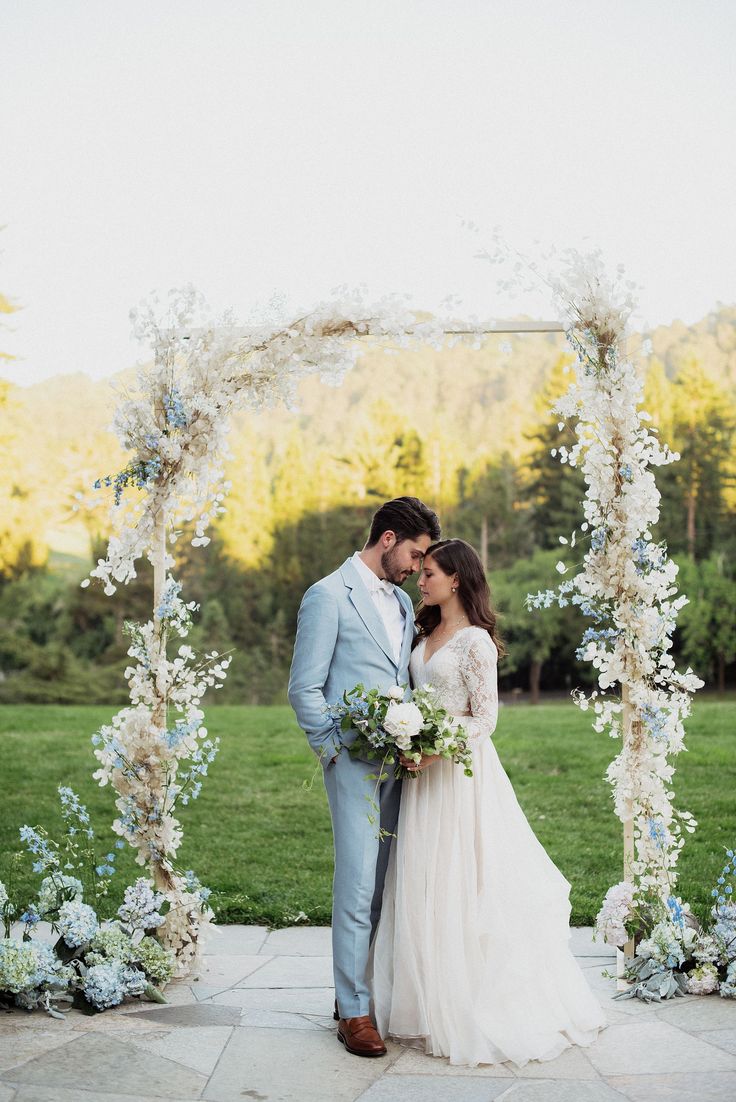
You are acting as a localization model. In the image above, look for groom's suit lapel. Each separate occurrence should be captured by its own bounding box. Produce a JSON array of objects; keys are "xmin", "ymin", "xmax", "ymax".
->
[
  {"xmin": 397, "ymin": 590, "xmax": 415, "ymax": 673},
  {"xmin": 340, "ymin": 559, "xmax": 398, "ymax": 668}
]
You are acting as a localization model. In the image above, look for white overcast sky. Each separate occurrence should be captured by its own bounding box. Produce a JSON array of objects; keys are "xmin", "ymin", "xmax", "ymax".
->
[{"xmin": 1, "ymin": 0, "xmax": 734, "ymax": 385}]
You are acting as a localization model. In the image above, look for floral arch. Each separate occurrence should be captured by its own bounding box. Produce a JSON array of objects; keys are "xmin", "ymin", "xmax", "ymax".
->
[{"xmin": 83, "ymin": 265, "xmax": 702, "ymax": 982}]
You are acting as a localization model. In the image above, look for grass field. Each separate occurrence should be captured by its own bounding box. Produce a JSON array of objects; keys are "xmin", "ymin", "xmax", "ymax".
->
[{"xmin": 1, "ymin": 700, "xmax": 734, "ymax": 928}]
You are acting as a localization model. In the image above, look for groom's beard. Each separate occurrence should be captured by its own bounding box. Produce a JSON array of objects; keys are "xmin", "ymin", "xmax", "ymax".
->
[{"xmin": 381, "ymin": 546, "xmax": 410, "ymax": 586}]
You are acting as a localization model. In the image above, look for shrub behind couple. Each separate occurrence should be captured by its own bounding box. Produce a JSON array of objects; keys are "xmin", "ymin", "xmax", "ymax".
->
[{"xmin": 288, "ymin": 497, "xmax": 605, "ymax": 1068}]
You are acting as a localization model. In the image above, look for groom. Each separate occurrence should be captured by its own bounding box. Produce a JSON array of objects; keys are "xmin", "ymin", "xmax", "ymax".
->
[{"xmin": 288, "ymin": 496, "xmax": 441, "ymax": 1056}]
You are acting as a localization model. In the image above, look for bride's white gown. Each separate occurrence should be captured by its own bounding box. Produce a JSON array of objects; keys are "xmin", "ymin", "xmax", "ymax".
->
[{"xmin": 371, "ymin": 626, "xmax": 606, "ymax": 1067}]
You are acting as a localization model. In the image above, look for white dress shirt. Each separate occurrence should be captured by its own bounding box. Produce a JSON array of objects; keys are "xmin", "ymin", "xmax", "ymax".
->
[{"xmin": 351, "ymin": 552, "xmax": 405, "ymax": 663}]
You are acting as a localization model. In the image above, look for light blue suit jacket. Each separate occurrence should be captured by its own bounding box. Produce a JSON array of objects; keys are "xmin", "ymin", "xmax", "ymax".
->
[{"xmin": 288, "ymin": 556, "xmax": 416, "ymax": 761}]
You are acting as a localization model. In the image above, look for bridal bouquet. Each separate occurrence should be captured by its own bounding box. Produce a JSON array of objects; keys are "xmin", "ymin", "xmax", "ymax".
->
[{"xmin": 331, "ymin": 683, "xmax": 473, "ymax": 780}]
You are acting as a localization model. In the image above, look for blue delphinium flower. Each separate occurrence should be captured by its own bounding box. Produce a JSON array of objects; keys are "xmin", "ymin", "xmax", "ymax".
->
[
  {"xmin": 20, "ymin": 905, "xmax": 41, "ymax": 929},
  {"xmin": 162, "ymin": 716, "xmax": 200, "ymax": 749},
  {"xmin": 58, "ymin": 786, "xmax": 90, "ymax": 825},
  {"xmin": 177, "ymin": 738, "xmax": 220, "ymax": 805},
  {"xmin": 647, "ymin": 817, "xmax": 668, "ymax": 849},
  {"xmin": 591, "ymin": 527, "xmax": 607, "ymax": 552},
  {"xmin": 575, "ymin": 626, "xmax": 619, "ymax": 660},
  {"xmin": 163, "ymin": 387, "xmax": 188, "ymax": 429},
  {"xmin": 183, "ymin": 868, "xmax": 211, "ymax": 905},
  {"xmin": 156, "ymin": 577, "xmax": 183, "ymax": 620},
  {"xmin": 641, "ymin": 704, "xmax": 669, "ymax": 742},
  {"xmin": 19, "ymin": 826, "xmax": 59, "ymax": 873},
  {"xmin": 666, "ymin": 896, "xmax": 685, "ymax": 930}
]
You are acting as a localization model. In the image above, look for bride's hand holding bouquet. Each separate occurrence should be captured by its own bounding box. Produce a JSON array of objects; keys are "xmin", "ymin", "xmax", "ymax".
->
[{"xmin": 330, "ymin": 682, "xmax": 473, "ymax": 780}]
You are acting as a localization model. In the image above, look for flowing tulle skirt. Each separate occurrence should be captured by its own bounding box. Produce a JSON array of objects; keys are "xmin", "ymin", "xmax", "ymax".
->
[{"xmin": 370, "ymin": 738, "xmax": 606, "ymax": 1067}]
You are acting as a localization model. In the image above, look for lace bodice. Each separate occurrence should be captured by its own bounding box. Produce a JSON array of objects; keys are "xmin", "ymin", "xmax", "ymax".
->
[{"xmin": 409, "ymin": 626, "xmax": 498, "ymax": 741}]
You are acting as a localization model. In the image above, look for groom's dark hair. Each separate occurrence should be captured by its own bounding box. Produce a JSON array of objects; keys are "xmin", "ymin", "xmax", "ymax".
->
[{"xmin": 366, "ymin": 497, "xmax": 441, "ymax": 547}]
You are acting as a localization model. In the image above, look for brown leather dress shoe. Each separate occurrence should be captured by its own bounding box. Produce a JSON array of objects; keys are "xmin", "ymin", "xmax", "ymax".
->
[{"xmin": 337, "ymin": 1015, "xmax": 387, "ymax": 1057}]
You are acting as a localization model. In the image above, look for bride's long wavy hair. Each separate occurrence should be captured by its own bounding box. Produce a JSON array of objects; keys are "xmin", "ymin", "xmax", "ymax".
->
[{"xmin": 413, "ymin": 539, "xmax": 506, "ymax": 658}]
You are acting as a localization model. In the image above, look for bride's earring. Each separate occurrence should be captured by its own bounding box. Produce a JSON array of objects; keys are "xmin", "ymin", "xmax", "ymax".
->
[{"xmin": 451, "ymin": 586, "xmax": 457, "ymax": 593}]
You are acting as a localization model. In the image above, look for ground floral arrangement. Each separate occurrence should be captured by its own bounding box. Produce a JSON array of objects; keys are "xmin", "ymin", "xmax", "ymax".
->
[
  {"xmin": 487, "ymin": 241, "xmax": 729, "ymax": 1001},
  {"xmin": 598, "ymin": 854, "xmax": 736, "ymax": 1001},
  {"xmin": 0, "ymin": 787, "xmax": 174, "ymax": 1016}
]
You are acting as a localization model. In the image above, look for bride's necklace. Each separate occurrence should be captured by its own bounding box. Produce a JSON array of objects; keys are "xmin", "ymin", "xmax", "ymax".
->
[
  {"xmin": 434, "ymin": 614, "xmax": 468, "ymax": 636},
  {"xmin": 424, "ymin": 614, "xmax": 469, "ymax": 657}
]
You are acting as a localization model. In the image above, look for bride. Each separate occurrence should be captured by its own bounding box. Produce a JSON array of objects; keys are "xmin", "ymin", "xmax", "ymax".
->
[{"xmin": 370, "ymin": 538, "xmax": 606, "ymax": 1068}]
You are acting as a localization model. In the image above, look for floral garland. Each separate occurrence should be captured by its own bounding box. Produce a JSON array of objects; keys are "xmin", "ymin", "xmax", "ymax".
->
[
  {"xmin": 90, "ymin": 581, "xmax": 225, "ymax": 973},
  {"xmin": 84, "ymin": 286, "xmax": 444, "ymax": 595},
  {"xmin": 523, "ymin": 249, "xmax": 703, "ymax": 934},
  {"xmin": 84, "ymin": 287, "xmax": 451, "ymax": 973}
]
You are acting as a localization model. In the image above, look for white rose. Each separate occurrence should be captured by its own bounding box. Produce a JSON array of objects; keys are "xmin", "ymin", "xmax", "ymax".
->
[
  {"xmin": 387, "ymin": 685, "xmax": 405, "ymax": 701},
  {"xmin": 383, "ymin": 701, "xmax": 424, "ymax": 744}
]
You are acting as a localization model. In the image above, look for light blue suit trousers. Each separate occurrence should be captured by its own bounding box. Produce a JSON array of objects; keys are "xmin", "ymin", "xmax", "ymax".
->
[{"xmin": 288, "ymin": 556, "xmax": 415, "ymax": 1018}]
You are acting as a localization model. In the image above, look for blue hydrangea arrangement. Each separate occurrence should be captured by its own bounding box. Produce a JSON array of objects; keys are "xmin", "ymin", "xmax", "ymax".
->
[
  {"xmin": 0, "ymin": 787, "xmax": 174, "ymax": 1017},
  {"xmin": 615, "ymin": 848, "xmax": 736, "ymax": 1002}
]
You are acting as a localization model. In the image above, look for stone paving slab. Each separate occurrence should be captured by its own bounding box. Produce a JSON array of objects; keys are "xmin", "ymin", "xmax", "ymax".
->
[
  {"xmin": 210, "ymin": 984, "xmax": 333, "ymax": 1014},
  {"xmin": 0, "ymin": 1032, "xmax": 207, "ymax": 1098},
  {"xmin": 202, "ymin": 1025, "xmax": 400, "ymax": 1102},
  {"xmin": 201, "ymin": 924, "xmax": 268, "ymax": 956},
  {"xmin": 261, "ymin": 924, "xmax": 333, "ymax": 956},
  {"xmin": 189, "ymin": 953, "xmax": 269, "ymax": 988},
  {"xmin": 514, "ymin": 1044, "xmax": 598, "ymax": 1080},
  {"xmin": 585, "ymin": 1018, "xmax": 736, "ymax": 1077},
  {"xmin": 234, "ymin": 953, "xmax": 334, "ymax": 989},
  {"xmin": 695, "ymin": 1027, "xmax": 736, "ymax": 1056},
  {"xmin": 236, "ymin": 1007, "xmax": 328, "ymax": 1030},
  {"xmin": 0, "ymin": 1030, "xmax": 78, "ymax": 1073},
  {"xmin": 654, "ymin": 994, "xmax": 736, "ymax": 1031},
  {"xmin": 108, "ymin": 1025, "xmax": 234, "ymax": 1076},
  {"xmin": 568, "ymin": 928, "xmax": 616, "ymax": 960},
  {"xmin": 132, "ymin": 1003, "xmax": 241, "ymax": 1028},
  {"xmin": 10, "ymin": 1090, "xmax": 204, "ymax": 1102},
  {"xmin": 385, "ymin": 1049, "xmax": 516, "ymax": 1078},
  {"xmin": 499, "ymin": 1083, "xmax": 626, "ymax": 1101},
  {"xmin": 606, "ymin": 1070, "xmax": 736, "ymax": 1101},
  {"xmin": 358, "ymin": 1074, "xmax": 511, "ymax": 1100}
]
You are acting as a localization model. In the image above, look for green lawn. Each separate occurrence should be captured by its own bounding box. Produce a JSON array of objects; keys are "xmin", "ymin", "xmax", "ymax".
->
[{"xmin": 1, "ymin": 700, "xmax": 734, "ymax": 927}]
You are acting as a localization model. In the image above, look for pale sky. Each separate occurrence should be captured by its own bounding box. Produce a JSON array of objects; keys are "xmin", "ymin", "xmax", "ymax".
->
[{"xmin": 2, "ymin": 0, "xmax": 734, "ymax": 385}]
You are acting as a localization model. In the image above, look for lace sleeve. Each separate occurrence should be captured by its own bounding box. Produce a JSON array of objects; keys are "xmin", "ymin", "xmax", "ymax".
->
[{"xmin": 455, "ymin": 632, "xmax": 498, "ymax": 741}]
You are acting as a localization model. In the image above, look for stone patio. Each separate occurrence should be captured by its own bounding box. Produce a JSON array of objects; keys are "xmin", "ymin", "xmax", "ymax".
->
[{"xmin": 1, "ymin": 925, "xmax": 735, "ymax": 1101}]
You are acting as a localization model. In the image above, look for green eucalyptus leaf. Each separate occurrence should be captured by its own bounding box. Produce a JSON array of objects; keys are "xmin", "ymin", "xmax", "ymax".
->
[{"xmin": 144, "ymin": 982, "xmax": 168, "ymax": 1004}]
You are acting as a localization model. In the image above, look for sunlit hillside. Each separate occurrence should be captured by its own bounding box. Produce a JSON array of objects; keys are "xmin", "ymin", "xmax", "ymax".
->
[{"xmin": 1, "ymin": 306, "xmax": 735, "ymax": 702}]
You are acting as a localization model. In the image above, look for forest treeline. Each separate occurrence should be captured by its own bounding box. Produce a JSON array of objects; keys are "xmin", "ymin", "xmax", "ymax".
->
[{"xmin": 1, "ymin": 306, "xmax": 735, "ymax": 703}]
